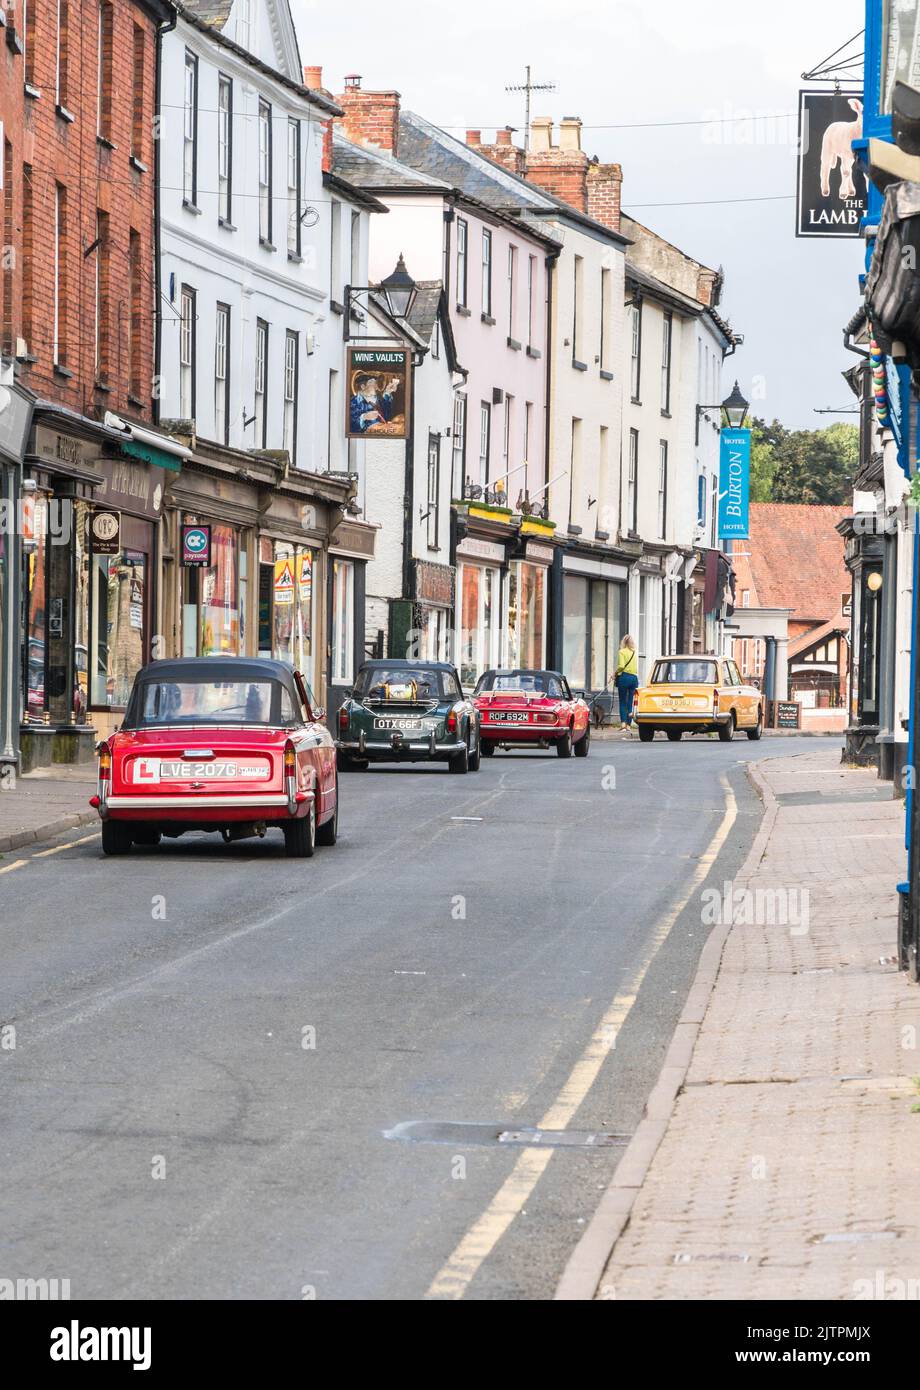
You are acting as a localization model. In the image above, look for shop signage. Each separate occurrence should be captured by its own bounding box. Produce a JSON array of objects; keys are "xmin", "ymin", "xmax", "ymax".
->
[
  {"xmin": 524, "ymin": 542, "xmax": 554, "ymax": 565},
  {"xmin": 456, "ymin": 537, "xmax": 505, "ymax": 564},
  {"xmin": 329, "ymin": 519, "xmax": 376, "ymax": 559},
  {"xmin": 717, "ymin": 428, "xmax": 751, "ymax": 539},
  {"xmin": 90, "ymin": 510, "xmax": 121, "ymax": 555},
  {"xmin": 795, "ymin": 90, "xmax": 866, "ymax": 238},
  {"xmin": 182, "ymin": 524, "xmax": 211, "ymax": 567},
  {"xmin": 274, "ymin": 556, "xmax": 295, "ymax": 605},
  {"xmin": 415, "ymin": 560, "xmax": 454, "ymax": 607},
  {"xmin": 345, "ymin": 347, "xmax": 411, "ymax": 440},
  {"xmin": 774, "ymin": 700, "xmax": 801, "ymax": 730}
]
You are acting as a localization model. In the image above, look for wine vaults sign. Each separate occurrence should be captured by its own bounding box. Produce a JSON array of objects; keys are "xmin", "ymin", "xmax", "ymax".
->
[{"xmin": 718, "ymin": 428, "xmax": 751, "ymax": 539}]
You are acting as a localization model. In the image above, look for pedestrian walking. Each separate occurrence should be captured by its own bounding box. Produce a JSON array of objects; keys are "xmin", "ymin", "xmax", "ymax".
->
[{"xmin": 615, "ymin": 635, "xmax": 639, "ymax": 728}]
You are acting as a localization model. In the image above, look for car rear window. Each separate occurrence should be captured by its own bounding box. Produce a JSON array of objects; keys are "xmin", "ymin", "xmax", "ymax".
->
[
  {"xmin": 650, "ymin": 661, "xmax": 718, "ymax": 685},
  {"xmin": 476, "ymin": 671, "xmax": 565, "ymax": 697},
  {"xmin": 355, "ymin": 668, "xmax": 457, "ymax": 699},
  {"xmin": 130, "ymin": 678, "xmax": 285, "ymax": 727}
]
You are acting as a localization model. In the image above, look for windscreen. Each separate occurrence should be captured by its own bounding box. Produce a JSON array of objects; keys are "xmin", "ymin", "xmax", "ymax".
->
[
  {"xmin": 355, "ymin": 668, "xmax": 454, "ymax": 700},
  {"xmin": 130, "ymin": 678, "xmax": 285, "ymax": 726},
  {"xmin": 650, "ymin": 660, "xmax": 718, "ymax": 685},
  {"xmin": 475, "ymin": 671, "xmax": 564, "ymax": 696}
]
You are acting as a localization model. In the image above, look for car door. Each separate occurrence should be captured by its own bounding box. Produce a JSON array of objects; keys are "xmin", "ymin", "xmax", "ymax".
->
[
  {"xmin": 726, "ymin": 659, "xmax": 755, "ymax": 726},
  {"xmin": 294, "ymin": 672, "xmax": 335, "ymax": 807}
]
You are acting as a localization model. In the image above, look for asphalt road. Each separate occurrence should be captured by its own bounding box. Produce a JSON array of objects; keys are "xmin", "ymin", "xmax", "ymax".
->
[{"xmin": 0, "ymin": 734, "xmax": 827, "ymax": 1300}]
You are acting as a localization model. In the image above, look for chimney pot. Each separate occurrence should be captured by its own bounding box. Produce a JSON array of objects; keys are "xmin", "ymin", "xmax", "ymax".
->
[
  {"xmin": 530, "ymin": 116, "xmax": 553, "ymax": 153},
  {"xmin": 466, "ymin": 129, "xmax": 482, "ymax": 146},
  {"xmin": 344, "ymin": 73, "xmax": 362, "ymax": 89},
  {"xmin": 303, "ymin": 65, "xmax": 323, "ymax": 90},
  {"xmin": 558, "ymin": 116, "xmax": 583, "ymax": 151},
  {"xmin": 496, "ymin": 126, "xmax": 514, "ymax": 146}
]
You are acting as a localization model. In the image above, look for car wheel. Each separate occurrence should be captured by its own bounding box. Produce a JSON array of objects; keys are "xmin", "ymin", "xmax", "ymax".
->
[
  {"xmin": 449, "ymin": 740, "xmax": 470, "ymax": 774},
  {"xmin": 747, "ymin": 708, "xmax": 764, "ymax": 742},
  {"xmin": 556, "ymin": 727, "xmax": 573, "ymax": 758},
  {"xmin": 131, "ymin": 825, "xmax": 162, "ymax": 846},
  {"xmin": 284, "ymin": 802, "xmax": 316, "ymax": 858},
  {"xmin": 480, "ymin": 740, "xmax": 495, "ymax": 757},
  {"xmin": 666, "ymin": 729, "xmax": 682, "ymax": 742},
  {"xmin": 101, "ymin": 821, "xmax": 132, "ymax": 856},
  {"xmin": 574, "ymin": 724, "xmax": 591, "ymax": 757},
  {"xmin": 718, "ymin": 712, "xmax": 736, "ymax": 743},
  {"xmin": 338, "ymin": 753, "xmax": 367, "ymax": 772},
  {"xmin": 316, "ymin": 778, "xmax": 338, "ymax": 846},
  {"xmin": 638, "ymin": 725, "xmax": 655, "ymax": 743},
  {"xmin": 468, "ymin": 730, "xmax": 481, "ymax": 772}
]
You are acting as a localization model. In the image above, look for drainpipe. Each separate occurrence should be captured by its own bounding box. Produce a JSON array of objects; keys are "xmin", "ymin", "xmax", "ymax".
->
[
  {"xmin": 153, "ymin": 6, "xmax": 177, "ymax": 428},
  {"xmin": 401, "ymin": 348, "xmax": 418, "ymax": 625},
  {"xmin": 542, "ymin": 252, "xmax": 558, "ymax": 506}
]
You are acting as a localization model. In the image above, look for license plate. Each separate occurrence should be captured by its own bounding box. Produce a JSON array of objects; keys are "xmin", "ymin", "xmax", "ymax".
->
[
  {"xmin": 490, "ymin": 711, "xmax": 529, "ymax": 723},
  {"xmin": 132, "ymin": 758, "xmax": 269, "ymax": 783},
  {"xmin": 374, "ymin": 718, "xmax": 423, "ymax": 731}
]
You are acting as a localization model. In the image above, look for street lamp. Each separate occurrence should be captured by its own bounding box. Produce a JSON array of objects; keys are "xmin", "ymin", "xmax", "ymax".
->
[
  {"xmin": 696, "ymin": 380, "xmax": 750, "ymax": 441},
  {"xmin": 378, "ymin": 254, "xmax": 418, "ymax": 321}
]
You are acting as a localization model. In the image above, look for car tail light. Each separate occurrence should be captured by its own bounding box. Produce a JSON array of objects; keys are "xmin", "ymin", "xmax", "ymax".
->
[
  {"xmin": 284, "ymin": 741, "xmax": 297, "ymax": 773},
  {"xmin": 338, "ymin": 706, "xmax": 349, "ymax": 733},
  {"xmin": 98, "ymin": 743, "xmax": 111, "ymax": 782},
  {"xmin": 446, "ymin": 709, "xmax": 458, "ymax": 733},
  {"xmin": 713, "ymin": 687, "xmax": 719, "ymax": 715}
]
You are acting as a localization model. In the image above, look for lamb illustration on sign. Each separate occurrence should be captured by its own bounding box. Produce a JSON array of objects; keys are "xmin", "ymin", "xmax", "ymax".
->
[{"xmin": 820, "ymin": 98, "xmax": 862, "ymax": 200}]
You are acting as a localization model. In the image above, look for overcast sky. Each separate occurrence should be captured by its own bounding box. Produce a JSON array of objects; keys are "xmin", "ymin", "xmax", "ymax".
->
[{"xmin": 292, "ymin": 0, "xmax": 865, "ymax": 430}]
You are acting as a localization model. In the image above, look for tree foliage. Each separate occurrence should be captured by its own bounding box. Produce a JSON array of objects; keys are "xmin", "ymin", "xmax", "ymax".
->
[{"xmin": 747, "ymin": 417, "xmax": 857, "ymax": 506}]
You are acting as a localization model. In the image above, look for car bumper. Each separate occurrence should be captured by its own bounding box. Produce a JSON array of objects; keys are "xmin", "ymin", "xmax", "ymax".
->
[
  {"xmin": 338, "ymin": 734, "xmax": 462, "ymax": 760},
  {"xmin": 635, "ymin": 710, "xmax": 730, "ymax": 726},
  {"xmin": 480, "ymin": 723, "xmax": 567, "ymax": 740},
  {"xmin": 97, "ymin": 790, "xmax": 313, "ymax": 821}
]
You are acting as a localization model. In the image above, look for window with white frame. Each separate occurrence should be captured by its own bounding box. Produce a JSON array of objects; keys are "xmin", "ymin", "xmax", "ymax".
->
[
  {"xmin": 572, "ymin": 254, "xmax": 584, "ymax": 363},
  {"xmin": 452, "ymin": 392, "xmax": 466, "ymax": 495},
  {"xmin": 630, "ymin": 301, "xmax": 641, "ymax": 400},
  {"xmin": 53, "ymin": 183, "xmax": 65, "ymax": 366},
  {"xmin": 236, "ymin": 0, "xmax": 253, "ymax": 49},
  {"xmin": 479, "ymin": 402, "xmax": 490, "ymax": 487},
  {"xmin": 55, "ymin": 0, "xmax": 68, "ymax": 107},
  {"xmin": 600, "ymin": 266, "xmax": 610, "ymax": 371},
  {"xmin": 456, "ymin": 218, "xmax": 468, "ymax": 307},
  {"xmin": 658, "ymin": 440, "xmax": 668, "ymax": 538},
  {"xmin": 179, "ymin": 285, "xmax": 196, "ymax": 419},
  {"xmin": 258, "ymin": 99, "xmax": 272, "ymax": 244},
  {"xmin": 661, "ymin": 310, "xmax": 672, "ymax": 414},
  {"xmin": 628, "ymin": 428, "xmax": 638, "ymax": 533},
  {"xmin": 287, "ymin": 118, "xmax": 301, "ymax": 257},
  {"xmin": 350, "ymin": 209, "xmax": 361, "ymax": 284},
  {"xmin": 503, "ymin": 395, "xmax": 513, "ymax": 479},
  {"xmin": 96, "ymin": 2, "xmax": 111, "ymax": 139},
  {"xmin": 329, "ymin": 199, "xmax": 341, "ymax": 298},
  {"xmin": 331, "ymin": 558, "xmax": 354, "ymax": 683},
  {"xmin": 183, "ymin": 50, "xmax": 198, "ymax": 205},
  {"xmin": 217, "ymin": 74, "xmax": 232, "ymax": 224},
  {"xmin": 283, "ymin": 329, "xmax": 298, "ymax": 460},
  {"xmin": 481, "ymin": 229, "xmax": 492, "ymax": 317},
  {"xmin": 527, "ymin": 254, "xmax": 535, "ymax": 347},
  {"xmin": 214, "ymin": 302, "xmax": 230, "ymax": 444},
  {"xmin": 507, "ymin": 245, "xmax": 516, "ymax": 339},
  {"xmin": 427, "ymin": 433, "xmax": 440, "ymax": 549},
  {"xmin": 254, "ymin": 318, "xmax": 268, "ymax": 447},
  {"xmin": 524, "ymin": 401, "xmax": 532, "ymax": 465}
]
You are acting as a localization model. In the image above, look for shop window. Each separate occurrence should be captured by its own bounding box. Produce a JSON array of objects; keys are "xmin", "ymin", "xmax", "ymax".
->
[
  {"xmin": 458, "ymin": 562, "xmax": 500, "ymax": 688},
  {"xmin": 22, "ymin": 491, "xmax": 51, "ymax": 720},
  {"xmin": 183, "ymin": 523, "xmax": 240, "ymax": 657},
  {"xmin": 272, "ymin": 544, "xmax": 313, "ymax": 672},
  {"xmin": 331, "ymin": 558, "xmax": 354, "ymax": 684},
  {"xmin": 508, "ymin": 562, "xmax": 545, "ymax": 671},
  {"xmin": 90, "ymin": 548, "xmax": 148, "ymax": 709},
  {"xmin": 563, "ymin": 574, "xmax": 588, "ymax": 689}
]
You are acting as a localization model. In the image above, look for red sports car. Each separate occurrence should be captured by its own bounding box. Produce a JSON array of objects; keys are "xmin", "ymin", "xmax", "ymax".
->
[
  {"xmin": 472, "ymin": 668, "xmax": 591, "ymax": 757},
  {"xmin": 90, "ymin": 657, "xmax": 338, "ymax": 858}
]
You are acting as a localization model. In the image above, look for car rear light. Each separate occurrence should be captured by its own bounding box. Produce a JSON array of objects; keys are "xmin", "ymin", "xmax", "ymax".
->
[
  {"xmin": 446, "ymin": 710, "xmax": 458, "ymax": 733},
  {"xmin": 713, "ymin": 688, "xmax": 719, "ymax": 715},
  {"xmin": 98, "ymin": 743, "xmax": 111, "ymax": 782},
  {"xmin": 284, "ymin": 741, "xmax": 297, "ymax": 773},
  {"xmin": 338, "ymin": 706, "xmax": 349, "ymax": 733}
]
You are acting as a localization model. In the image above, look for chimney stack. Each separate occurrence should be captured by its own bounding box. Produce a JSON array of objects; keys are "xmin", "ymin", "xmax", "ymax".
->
[
  {"xmin": 586, "ymin": 161, "xmax": 623, "ymax": 234},
  {"xmin": 334, "ymin": 75, "xmax": 401, "ymax": 155},
  {"xmin": 524, "ymin": 117, "xmax": 589, "ymax": 213}
]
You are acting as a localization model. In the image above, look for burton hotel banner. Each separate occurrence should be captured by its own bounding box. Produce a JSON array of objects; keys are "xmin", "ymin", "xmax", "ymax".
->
[
  {"xmin": 796, "ymin": 89, "xmax": 867, "ymax": 238},
  {"xmin": 718, "ymin": 428, "xmax": 751, "ymax": 540}
]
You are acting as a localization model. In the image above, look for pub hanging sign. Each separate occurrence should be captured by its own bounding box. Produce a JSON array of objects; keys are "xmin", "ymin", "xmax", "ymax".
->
[
  {"xmin": 346, "ymin": 347, "xmax": 411, "ymax": 440},
  {"xmin": 795, "ymin": 89, "xmax": 867, "ymax": 238}
]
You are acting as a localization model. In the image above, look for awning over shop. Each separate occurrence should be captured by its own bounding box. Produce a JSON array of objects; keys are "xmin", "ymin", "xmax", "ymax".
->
[{"xmin": 118, "ymin": 438, "xmax": 183, "ymax": 473}]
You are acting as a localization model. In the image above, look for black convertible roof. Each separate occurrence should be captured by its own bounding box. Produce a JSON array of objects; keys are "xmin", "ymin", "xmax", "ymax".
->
[
  {"xmin": 135, "ymin": 657, "xmax": 298, "ymax": 685},
  {"xmin": 359, "ymin": 658, "xmax": 458, "ymax": 672}
]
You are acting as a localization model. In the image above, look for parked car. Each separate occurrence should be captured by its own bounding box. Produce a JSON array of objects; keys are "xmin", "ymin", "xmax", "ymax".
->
[
  {"xmin": 633, "ymin": 655, "xmax": 764, "ymax": 742},
  {"xmin": 336, "ymin": 659, "xmax": 480, "ymax": 772},
  {"xmin": 90, "ymin": 657, "xmax": 337, "ymax": 857},
  {"xmin": 472, "ymin": 668, "xmax": 591, "ymax": 757}
]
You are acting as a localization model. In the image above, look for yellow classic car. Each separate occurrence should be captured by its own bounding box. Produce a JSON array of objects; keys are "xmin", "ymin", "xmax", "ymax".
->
[{"xmin": 634, "ymin": 655, "xmax": 764, "ymax": 743}]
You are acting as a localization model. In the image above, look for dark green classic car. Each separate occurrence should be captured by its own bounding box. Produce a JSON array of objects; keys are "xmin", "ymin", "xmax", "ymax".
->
[{"xmin": 336, "ymin": 660, "xmax": 481, "ymax": 773}]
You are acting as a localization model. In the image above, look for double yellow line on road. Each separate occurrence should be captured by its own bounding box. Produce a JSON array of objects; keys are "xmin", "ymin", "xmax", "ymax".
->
[
  {"xmin": 0, "ymin": 832, "xmax": 100, "ymax": 875},
  {"xmin": 425, "ymin": 772, "xmax": 738, "ymax": 1299}
]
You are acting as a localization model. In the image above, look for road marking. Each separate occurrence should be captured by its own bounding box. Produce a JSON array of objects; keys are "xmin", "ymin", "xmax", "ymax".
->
[
  {"xmin": 0, "ymin": 859, "xmax": 28, "ymax": 875},
  {"xmin": 33, "ymin": 832, "xmax": 100, "ymax": 858},
  {"xmin": 425, "ymin": 771, "xmax": 738, "ymax": 1300},
  {"xmin": 451, "ymin": 816, "xmax": 483, "ymax": 822}
]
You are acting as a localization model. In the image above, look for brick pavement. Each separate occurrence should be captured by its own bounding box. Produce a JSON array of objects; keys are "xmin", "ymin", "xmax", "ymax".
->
[{"xmin": 561, "ymin": 749, "xmax": 920, "ymax": 1300}]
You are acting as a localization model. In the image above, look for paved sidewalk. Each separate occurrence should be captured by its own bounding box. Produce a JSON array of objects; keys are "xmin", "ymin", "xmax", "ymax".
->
[
  {"xmin": 0, "ymin": 766, "xmax": 97, "ymax": 854},
  {"xmin": 558, "ymin": 748, "xmax": 920, "ymax": 1300}
]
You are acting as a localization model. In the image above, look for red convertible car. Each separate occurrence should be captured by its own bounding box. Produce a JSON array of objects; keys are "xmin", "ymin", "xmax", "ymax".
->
[
  {"xmin": 472, "ymin": 669, "xmax": 591, "ymax": 757},
  {"xmin": 90, "ymin": 657, "xmax": 338, "ymax": 858}
]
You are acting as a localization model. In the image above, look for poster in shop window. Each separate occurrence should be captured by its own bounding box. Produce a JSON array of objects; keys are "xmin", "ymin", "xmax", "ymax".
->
[{"xmin": 346, "ymin": 347, "xmax": 411, "ymax": 439}]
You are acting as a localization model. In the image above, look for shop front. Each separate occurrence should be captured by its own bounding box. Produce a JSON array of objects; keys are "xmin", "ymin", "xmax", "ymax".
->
[
  {"xmin": 411, "ymin": 559, "xmax": 455, "ymax": 662},
  {"xmin": 507, "ymin": 538, "xmax": 554, "ymax": 674},
  {"xmin": 326, "ymin": 518, "xmax": 376, "ymax": 720},
  {"xmin": 840, "ymin": 514, "xmax": 885, "ymax": 765},
  {"xmin": 455, "ymin": 534, "xmax": 510, "ymax": 689},
  {"xmin": 0, "ymin": 377, "xmax": 33, "ymax": 769},
  {"xmin": 20, "ymin": 415, "xmax": 175, "ymax": 767},
  {"xmin": 559, "ymin": 551, "xmax": 630, "ymax": 695}
]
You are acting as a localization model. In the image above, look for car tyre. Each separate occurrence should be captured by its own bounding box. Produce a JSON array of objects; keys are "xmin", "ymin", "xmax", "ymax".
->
[
  {"xmin": 101, "ymin": 821, "xmax": 132, "ymax": 856},
  {"xmin": 718, "ymin": 712, "xmax": 736, "ymax": 743},
  {"xmin": 556, "ymin": 727, "xmax": 573, "ymax": 758},
  {"xmin": 574, "ymin": 724, "xmax": 591, "ymax": 757},
  {"xmin": 338, "ymin": 753, "xmax": 368, "ymax": 772},
  {"xmin": 132, "ymin": 825, "xmax": 162, "ymax": 846},
  {"xmin": 667, "ymin": 729, "xmax": 682, "ymax": 742},
  {"xmin": 468, "ymin": 730, "xmax": 481, "ymax": 772},
  {"xmin": 449, "ymin": 740, "xmax": 470, "ymax": 774},
  {"xmin": 316, "ymin": 778, "xmax": 338, "ymax": 846},
  {"xmin": 747, "ymin": 708, "xmax": 764, "ymax": 742},
  {"xmin": 480, "ymin": 740, "xmax": 495, "ymax": 757},
  {"xmin": 284, "ymin": 802, "xmax": 316, "ymax": 858},
  {"xmin": 638, "ymin": 725, "xmax": 655, "ymax": 743}
]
